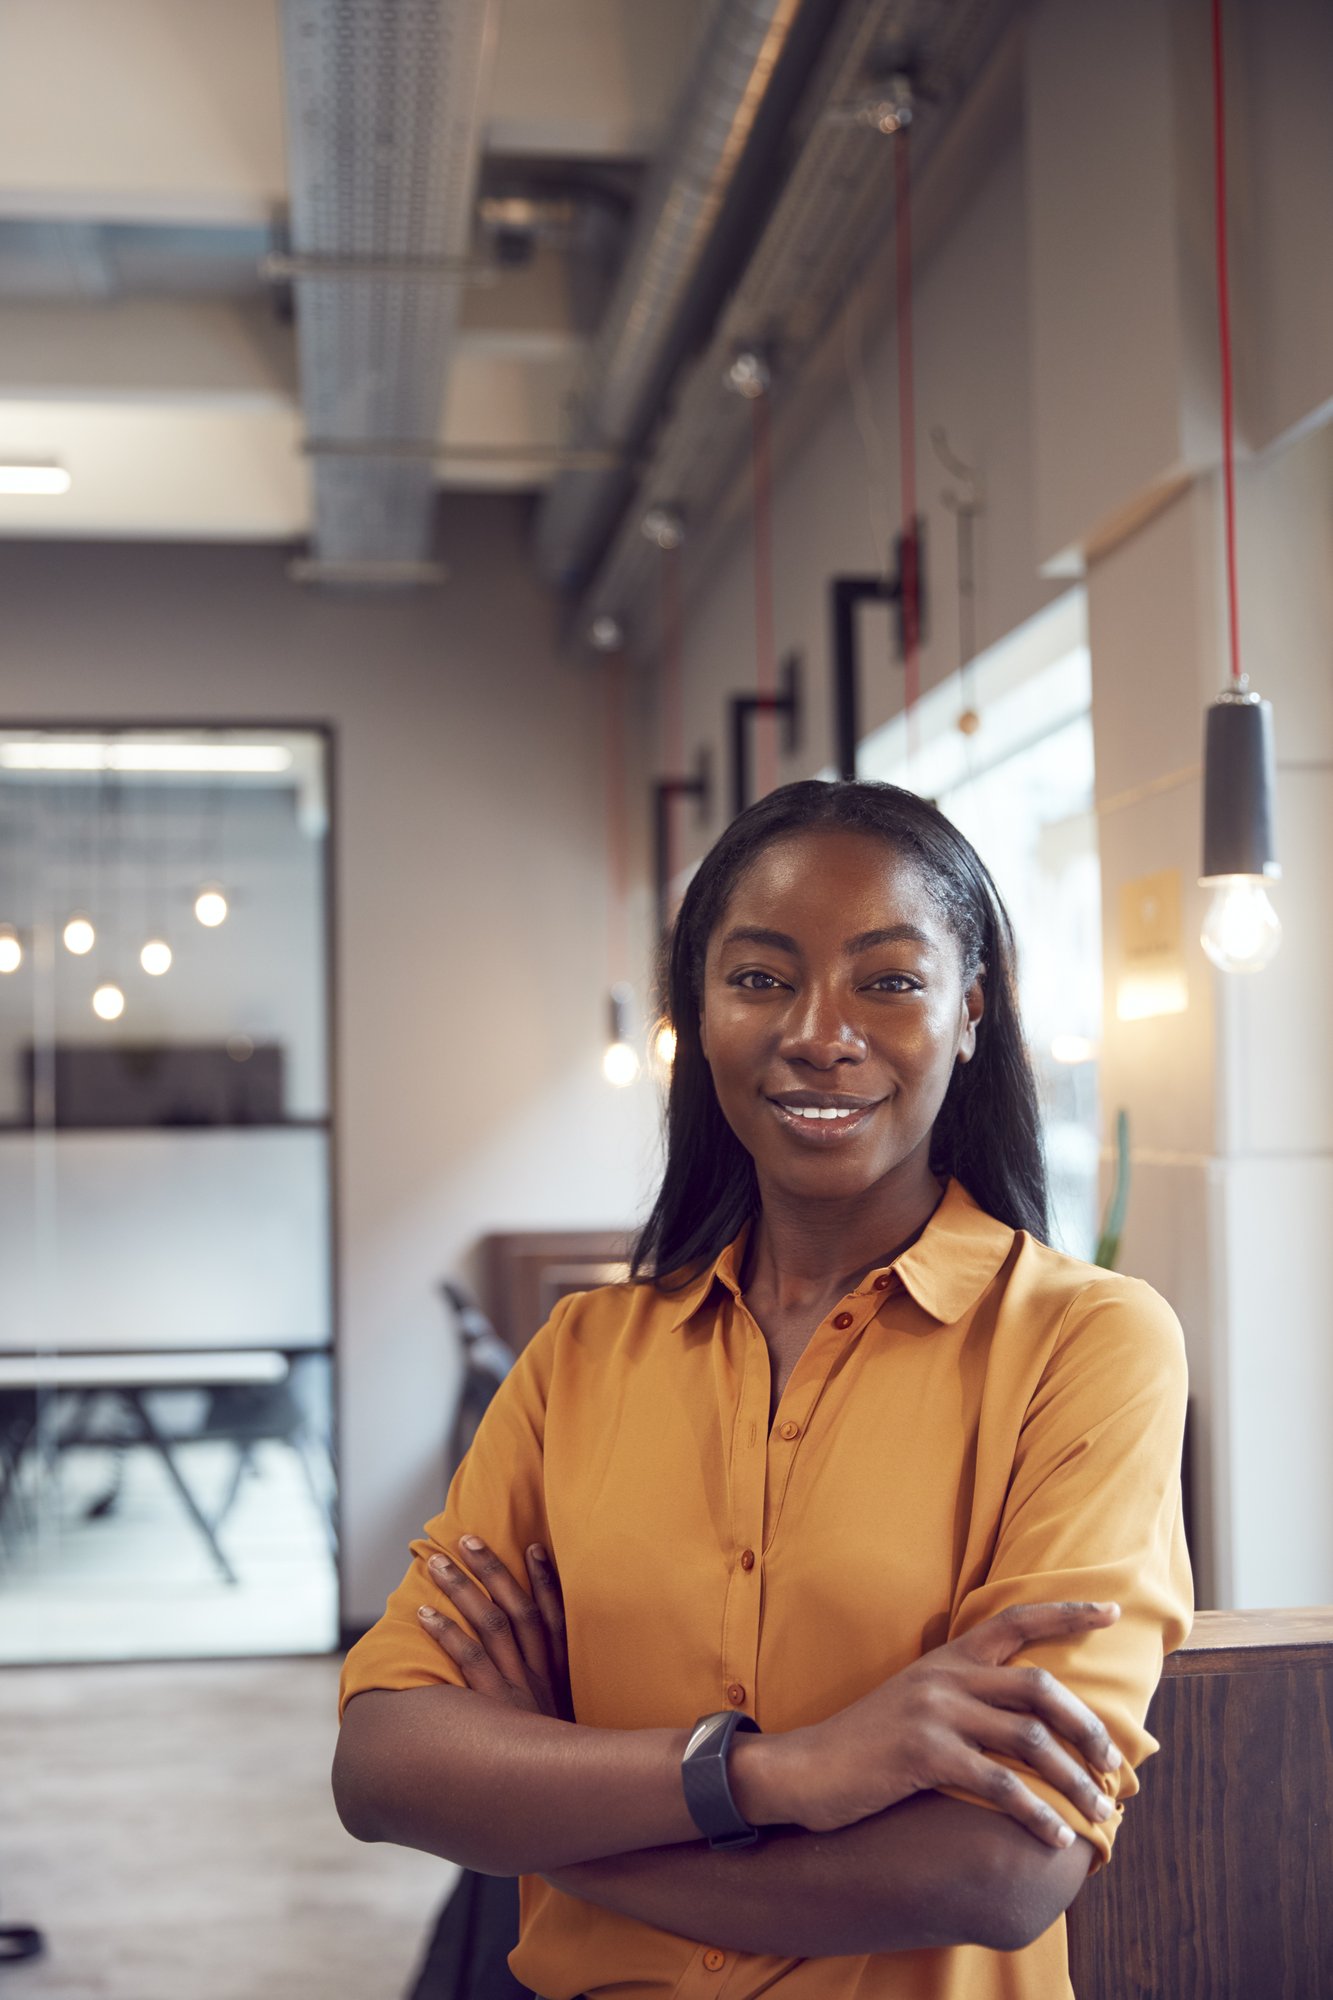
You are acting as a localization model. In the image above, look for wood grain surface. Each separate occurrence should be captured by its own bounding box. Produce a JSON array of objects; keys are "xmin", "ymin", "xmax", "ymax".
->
[{"xmin": 1065, "ymin": 1611, "xmax": 1333, "ymax": 1997}]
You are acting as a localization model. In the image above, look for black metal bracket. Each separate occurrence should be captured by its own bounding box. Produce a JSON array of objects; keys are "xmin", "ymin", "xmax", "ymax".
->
[
  {"xmin": 830, "ymin": 517, "xmax": 926, "ymax": 781},
  {"xmin": 728, "ymin": 652, "xmax": 803, "ymax": 818},
  {"xmin": 653, "ymin": 747, "xmax": 712, "ymax": 939}
]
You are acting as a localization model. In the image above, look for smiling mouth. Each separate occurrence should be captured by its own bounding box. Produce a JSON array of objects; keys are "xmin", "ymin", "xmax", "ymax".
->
[{"xmin": 767, "ymin": 1097, "xmax": 882, "ymax": 1139}]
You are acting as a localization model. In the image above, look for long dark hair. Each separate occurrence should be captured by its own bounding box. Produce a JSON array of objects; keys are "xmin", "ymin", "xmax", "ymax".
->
[{"xmin": 632, "ymin": 778, "xmax": 1049, "ymax": 1284}]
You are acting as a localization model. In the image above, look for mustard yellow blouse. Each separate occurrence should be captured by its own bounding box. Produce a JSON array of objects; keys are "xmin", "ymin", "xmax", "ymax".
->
[{"xmin": 341, "ymin": 1178, "xmax": 1192, "ymax": 1999}]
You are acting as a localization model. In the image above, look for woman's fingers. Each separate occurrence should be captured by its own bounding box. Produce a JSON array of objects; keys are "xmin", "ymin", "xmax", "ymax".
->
[
  {"xmin": 454, "ymin": 1536, "xmax": 554, "ymax": 1690},
  {"xmin": 524, "ymin": 1544, "xmax": 569, "ymax": 1686},
  {"xmin": 952, "ymin": 1745, "xmax": 1087, "ymax": 1851},
  {"xmin": 961, "ymin": 1693, "xmax": 1117, "ymax": 1830},
  {"xmin": 423, "ymin": 1548, "xmax": 534, "ymax": 1693},
  {"xmin": 975, "ymin": 1663, "xmax": 1121, "ymax": 1775},
  {"xmin": 416, "ymin": 1605, "xmax": 514, "ymax": 1699},
  {"xmin": 963, "ymin": 1600, "xmax": 1120, "ymax": 1668}
]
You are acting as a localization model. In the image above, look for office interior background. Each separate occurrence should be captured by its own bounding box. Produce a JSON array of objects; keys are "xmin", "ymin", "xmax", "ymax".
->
[{"xmin": 0, "ymin": 0, "xmax": 1330, "ymax": 1995}]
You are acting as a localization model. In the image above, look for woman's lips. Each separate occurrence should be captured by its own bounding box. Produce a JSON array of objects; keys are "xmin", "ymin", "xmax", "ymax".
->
[{"xmin": 767, "ymin": 1098, "xmax": 880, "ymax": 1142}]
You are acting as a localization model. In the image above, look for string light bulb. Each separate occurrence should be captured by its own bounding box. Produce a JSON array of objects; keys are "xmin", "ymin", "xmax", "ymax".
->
[
  {"xmin": 653, "ymin": 1021, "xmax": 677, "ymax": 1071},
  {"xmin": 0, "ymin": 927, "xmax": 21, "ymax": 973},
  {"xmin": 92, "ymin": 983, "xmax": 125, "ymax": 1021},
  {"xmin": 602, "ymin": 983, "xmax": 640, "ymax": 1088},
  {"xmin": 63, "ymin": 914, "xmax": 95, "ymax": 955},
  {"xmin": 140, "ymin": 939, "xmax": 173, "ymax": 976},
  {"xmin": 194, "ymin": 888, "xmax": 228, "ymax": 928}
]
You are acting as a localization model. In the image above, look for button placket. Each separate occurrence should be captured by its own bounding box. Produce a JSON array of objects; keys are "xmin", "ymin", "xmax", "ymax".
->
[{"xmin": 720, "ymin": 1299, "xmax": 767, "ymax": 1717}]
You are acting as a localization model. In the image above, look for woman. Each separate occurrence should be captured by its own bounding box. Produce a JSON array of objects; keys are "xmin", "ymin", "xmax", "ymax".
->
[{"xmin": 335, "ymin": 779, "xmax": 1192, "ymax": 2000}]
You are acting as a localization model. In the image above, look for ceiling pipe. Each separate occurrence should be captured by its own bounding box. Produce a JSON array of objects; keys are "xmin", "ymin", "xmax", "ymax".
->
[{"xmin": 533, "ymin": 0, "xmax": 836, "ymax": 593}]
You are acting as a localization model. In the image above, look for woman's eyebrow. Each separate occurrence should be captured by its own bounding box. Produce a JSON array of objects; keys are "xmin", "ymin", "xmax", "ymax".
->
[
  {"xmin": 720, "ymin": 925, "xmax": 799, "ymax": 953},
  {"xmin": 845, "ymin": 924, "xmax": 935, "ymax": 953},
  {"xmin": 719, "ymin": 922, "xmax": 935, "ymax": 955}
]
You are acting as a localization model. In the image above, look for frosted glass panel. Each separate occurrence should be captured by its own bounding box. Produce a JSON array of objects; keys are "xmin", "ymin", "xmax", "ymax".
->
[
  {"xmin": 0, "ymin": 1130, "xmax": 331, "ymax": 1352},
  {"xmin": 0, "ymin": 727, "xmax": 336, "ymax": 1663}
]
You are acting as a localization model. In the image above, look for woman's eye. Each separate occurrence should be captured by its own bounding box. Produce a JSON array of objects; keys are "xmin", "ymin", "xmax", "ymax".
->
[
  {"xmin": 731, "ymin": 970, "xmax": 785, "ymax": 991},
  {"xmin": 866, "ymin": 974, "xmax": 920, "ymax": 994}
]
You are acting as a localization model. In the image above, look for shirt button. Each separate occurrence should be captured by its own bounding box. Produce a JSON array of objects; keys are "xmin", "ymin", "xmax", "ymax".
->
[
  {"xmin": 873, "ymin": 1273, "xmax": 893, "ymax": 1290},
  {"xmin": 778, "ymin": 1419, "xmax": 800, "ymax": 1440},
  {"xmin": 726, "ymin": 1682, "xmax": 746, "ymax": 1705},
  {"xmin": 833, "ymin": 1311, "xmax": 854, "ymax": 1328},
  {"xmin": 740, "ymin": 1548, "xmax": 755, "ymax": 1570},
  {"xmin": 703, "ymin": 1949, "xmax": 726, "ymax": 1971}
]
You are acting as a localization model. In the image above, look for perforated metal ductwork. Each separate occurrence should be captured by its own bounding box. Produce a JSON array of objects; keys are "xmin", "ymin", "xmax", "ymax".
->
[
  {"xmin": 578, "ymin": 0, "xmax": 1007, "ymax": 639},
  {"xmin": 279, "ymin": 0, "xmax": 498, "ymax": 582},
  {"xmin": 534, "ymin": 0, "xmax": 831, "ymax": 592}
]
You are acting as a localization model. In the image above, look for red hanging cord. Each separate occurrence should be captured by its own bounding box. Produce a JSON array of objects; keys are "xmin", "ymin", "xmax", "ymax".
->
[
  {"xmin": 661, "ymin": 544, "xmax": 684, "ymax": 893},
  {"xmin": 603, "ymin": 652, "xmax": 629, "ymax": 988},
  {"xmin": 1212, "ymin": 0, "xmax": 1243, "ymax": 686},
  {"xmin": 752, "ymin": 389, "xmax": 779, "ymax": 797},
  {"xmin": 894, "ymin": 128, "xmax": 921, "ymax": 753}
]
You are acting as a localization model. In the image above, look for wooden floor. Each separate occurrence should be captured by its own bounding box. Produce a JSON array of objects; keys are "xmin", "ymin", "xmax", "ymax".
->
[{"xmin": 0, "ymin": 1656, "xmax": 456, "ymax": 2000}]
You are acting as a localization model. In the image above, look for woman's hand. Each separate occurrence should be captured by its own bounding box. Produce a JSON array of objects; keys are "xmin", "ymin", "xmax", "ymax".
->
[
  {"xmin": 748, "ymin": 1600, "xmax": 1123, "ymax": 1850},
  {"xmin": 416, "ymin": 1534, "xmax": 573, "ymax": 1722}
]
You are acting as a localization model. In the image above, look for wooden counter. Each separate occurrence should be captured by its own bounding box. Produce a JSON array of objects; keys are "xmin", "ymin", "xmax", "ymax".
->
[{"xmin": 1065, "ymin": 1606, "xmax": 1333, "ymax": 1997}]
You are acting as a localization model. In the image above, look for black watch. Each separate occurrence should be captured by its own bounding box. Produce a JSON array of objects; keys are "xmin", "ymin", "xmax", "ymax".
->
[{"xmin": 681, "ymin": 1710, "xmax": 763, "ymax": 1850}]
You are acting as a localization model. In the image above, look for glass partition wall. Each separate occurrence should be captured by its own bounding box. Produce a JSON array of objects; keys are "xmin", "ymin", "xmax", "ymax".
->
[{"xmin": 0, "ymin": 727, "xmax": 337, "ymax": 1662}]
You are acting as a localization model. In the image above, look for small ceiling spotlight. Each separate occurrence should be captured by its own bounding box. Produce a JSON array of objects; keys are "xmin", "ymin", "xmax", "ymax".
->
[
  {"xmin": 602, "ymin": 983, "xmax": 641, "ymax": 1088},
  {"xmin": 140, "ymin": 939, "xmax": 173, "ymax": 977},
  {"xmin": 92, "ymin": 983, "xmax": 126, "ymax": 1022},
  {"xmin": 589, "ymin": 614, "xmax": 625, "ymax": 651},
  {"xmin": 63, "ymin": 914, "xmax": 95, "ymax": 956},
  {"xmin": 194, "ymin": 888, "xmax": 229, "ymax": 928},
  {"xmin": 640, "ymin": 506, "xmax": 685, "ymax": 552},
  {"xmin": 0, "ymin": 927, "xmax": 22, "ymax": 974},
  {"xmin": 725, "ymin": 350, "xmax": 770, "ymax": 400},
  {"xmin": 848, "ymin": 73, "xmax": 915, "ymax": 134}
]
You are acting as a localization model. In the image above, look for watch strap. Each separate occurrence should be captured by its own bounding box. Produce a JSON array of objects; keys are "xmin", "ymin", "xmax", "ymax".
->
[{"xmin": 681, "ymin": 1709, "xmax": 762, "ymax": 1850}]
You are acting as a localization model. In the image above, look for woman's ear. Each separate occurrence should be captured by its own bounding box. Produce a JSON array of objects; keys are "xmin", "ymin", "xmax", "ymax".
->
[{"xmin": 956, "ymin": 969, "xmax": 985, "ymax": 1065}]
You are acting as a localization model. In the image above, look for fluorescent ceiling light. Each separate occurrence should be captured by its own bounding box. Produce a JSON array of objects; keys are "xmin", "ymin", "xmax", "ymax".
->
[
  {"xmin": 0, "ymin": 464, "xmax": 71, "ymax": 496},
  {"xmin": 0, "ymin": 742, "xmax": 294, "ymax": 774}
]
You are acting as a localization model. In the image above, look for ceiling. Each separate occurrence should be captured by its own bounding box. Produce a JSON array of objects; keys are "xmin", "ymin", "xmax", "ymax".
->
[{"xmin": 0, "ymin": 0, "xmax": 707, "ymax": 542}]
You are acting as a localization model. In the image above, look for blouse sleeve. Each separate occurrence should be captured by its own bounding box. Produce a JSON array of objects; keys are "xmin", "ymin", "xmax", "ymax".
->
[
  {"xmin": 937, "ymin": 1273, "xmax": 1193, "ymax": 1871},
  {"xmin": 337, "ymin": 1293, "xmax": 576, "ymax": 1722}
]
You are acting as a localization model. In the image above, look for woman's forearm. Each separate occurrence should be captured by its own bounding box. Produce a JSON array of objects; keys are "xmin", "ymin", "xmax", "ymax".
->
[
  {"xmin": 334, "ymin": 1685, "xmax": 700, "ymax": 1875},
  {"xmin": 541, "ymin": 1792, "xmax": 1095, "ymax": 1958}
]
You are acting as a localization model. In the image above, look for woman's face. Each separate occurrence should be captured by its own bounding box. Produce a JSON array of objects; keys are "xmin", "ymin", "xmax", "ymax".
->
[{"xmin": 699, "ymin": 827, "xmax": 983, "ymax": 1206}]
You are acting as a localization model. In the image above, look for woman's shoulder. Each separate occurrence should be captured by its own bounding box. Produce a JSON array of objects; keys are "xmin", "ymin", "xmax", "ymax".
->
[{"xmin": 1009, "ymin": 1231, "xmax": 1186, "ymax": 1363}]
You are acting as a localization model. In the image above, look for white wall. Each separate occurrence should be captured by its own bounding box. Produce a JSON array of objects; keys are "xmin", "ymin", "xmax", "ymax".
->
[{"xmin": 0, "ymin": 497, "xmax": 661, "ymax": 1625}]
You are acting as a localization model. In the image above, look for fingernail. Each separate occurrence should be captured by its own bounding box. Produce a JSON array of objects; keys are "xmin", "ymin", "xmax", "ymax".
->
[
  {"xmin": 1093, "ymin": 1796, "xmax": 1114, "ymax": 1820},
  {"xmin": 429, "ymin": 1553, "xmax": 453, "ymax": 1575},
  {"xmin": 417, "ymin": 1605, "xmax": 437, "ymax": 1622},
  {"xmin": 460, "ymin": 1535, "xmax": 484, "ymax": 1551},
  {"xmin": 1056, "ymin": 1825, "xmax": 1075, "ymax": 1848},
  {"xmin": 528, "ymin": 1544, "xmax": 548, "ymax": 1566},
  {"xmin": 1105, "ymin": 1743, "xmax": 1122, "ymax": 1769}
]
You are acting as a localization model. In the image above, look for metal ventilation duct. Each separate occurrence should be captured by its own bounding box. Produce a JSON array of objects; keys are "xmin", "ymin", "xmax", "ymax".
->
[
  {"xmin": 580, "ymin": 0, "xmax": 1007, "ymax": 639},
  {"xmin": 534, "ymin": 0, "xmax": 828, "ymax": 592},
  {"xmin": 279, "ymin": 0, "xmax": 498, "ymax": 582}
]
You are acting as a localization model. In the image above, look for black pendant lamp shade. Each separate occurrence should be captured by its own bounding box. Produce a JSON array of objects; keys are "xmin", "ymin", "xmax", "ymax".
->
[{"xmin": 1201, "ymin": 684, "xmax": 1280, "ymax": 883}]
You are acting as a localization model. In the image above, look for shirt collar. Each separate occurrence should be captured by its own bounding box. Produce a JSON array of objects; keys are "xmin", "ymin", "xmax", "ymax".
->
[{"xmin": 660, "ymin": 1179, "xmax": 1015, "ymax": 1331}]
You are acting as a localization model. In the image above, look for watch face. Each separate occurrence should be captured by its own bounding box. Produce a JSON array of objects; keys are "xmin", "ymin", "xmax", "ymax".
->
[{"xmin": 685, "ymin": 1716, "xmax": 719, "ymax": 1759}]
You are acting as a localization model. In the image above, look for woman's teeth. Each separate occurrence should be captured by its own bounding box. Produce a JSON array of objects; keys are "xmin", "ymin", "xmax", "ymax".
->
[{"xmin": 790, "ymin": 1105, "xmax": 860, "ymax": 1120}]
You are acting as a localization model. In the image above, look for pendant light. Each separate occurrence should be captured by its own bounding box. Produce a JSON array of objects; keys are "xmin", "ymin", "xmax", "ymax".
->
[
  {"xmin": 1199, "ymin": 0, "xmax": 1280, "ymax": 974},
  {"xmin": 602, "ymin": 984, "xmax": 640, "ymax": 1088}
]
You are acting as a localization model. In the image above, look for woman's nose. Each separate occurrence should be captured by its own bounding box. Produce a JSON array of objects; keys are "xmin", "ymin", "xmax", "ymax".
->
[{"xmin": 778, "ymin": 987, "xmax": 868, "ymax": 1067}]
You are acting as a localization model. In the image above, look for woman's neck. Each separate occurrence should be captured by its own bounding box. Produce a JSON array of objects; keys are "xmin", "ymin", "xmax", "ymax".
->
[{"xmin": 743, "ymin": 1162, "xmax": 945, "ymax": 1317}]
